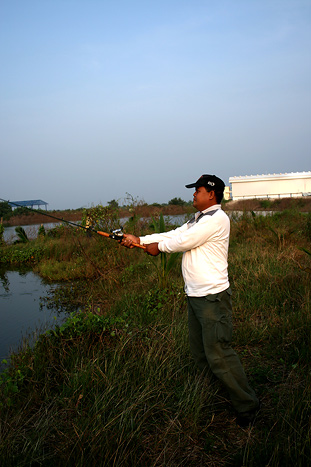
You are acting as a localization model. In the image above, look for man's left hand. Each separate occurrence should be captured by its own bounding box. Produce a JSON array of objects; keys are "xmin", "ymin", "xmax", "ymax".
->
[{"xmin": 145, "ymin": 243, "xmax": 160, "ymax": 256}]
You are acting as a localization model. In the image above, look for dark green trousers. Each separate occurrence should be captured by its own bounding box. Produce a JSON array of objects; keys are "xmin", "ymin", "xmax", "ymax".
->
[{"xmin": 187, "ymin": 288, "xmax": 259, "ymax": 414}]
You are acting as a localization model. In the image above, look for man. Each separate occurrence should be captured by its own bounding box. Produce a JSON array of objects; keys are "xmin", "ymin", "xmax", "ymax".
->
[{"xmin": 121, "ymin": 174, "xmax": 260, "ymax": 427}]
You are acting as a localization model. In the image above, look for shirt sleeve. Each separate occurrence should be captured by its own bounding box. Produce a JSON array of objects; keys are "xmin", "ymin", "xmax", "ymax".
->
[
  {"xmin": 139, "ymin": 223, "xmax": 188, "ymax": 245},
  {"xmin": 158, "ymin": 214, "xmax": 225, "ymax": 253}
]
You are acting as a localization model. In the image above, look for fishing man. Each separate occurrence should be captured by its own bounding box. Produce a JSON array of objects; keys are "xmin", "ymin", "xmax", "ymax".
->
[{"xmin": 121, "ymin": 174, "xmax": 260, "ymax": 427}]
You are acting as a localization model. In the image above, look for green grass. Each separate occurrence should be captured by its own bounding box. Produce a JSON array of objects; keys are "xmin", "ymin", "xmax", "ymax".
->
[{"xmin": 0, "ymin": 210, "xmax": 311, "ymax": 466}]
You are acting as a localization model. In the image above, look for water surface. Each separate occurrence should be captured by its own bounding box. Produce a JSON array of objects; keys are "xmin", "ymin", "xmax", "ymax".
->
[
  {"xmin": 0, "ymin": 268, "xmax": 67, "ymax": 365},
  {"xmin": 3, "ymin": 222, "xmax": 60, "ymax": 243}
]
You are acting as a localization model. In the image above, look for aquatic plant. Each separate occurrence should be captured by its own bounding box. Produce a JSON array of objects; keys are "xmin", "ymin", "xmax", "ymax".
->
[
  {"xmin": 81, "ymin": 204, "xmax": 120, "ymax": 233},
  {"xmin": 0, "ymin": 223, "xmax": 4, "ymax": 244},
  {"xmin": 14, "ymin": 226, "xmax": 29, "ymax": 244},
  {"xmin": 38, "ymin": 224, "xmax": 46, "ymax": 237}
]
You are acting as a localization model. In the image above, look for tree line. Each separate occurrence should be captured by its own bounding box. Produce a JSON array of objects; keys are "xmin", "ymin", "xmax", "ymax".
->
[{"xmin": 0, "ymin": 197, "xmax": 192, "ymax": 221}]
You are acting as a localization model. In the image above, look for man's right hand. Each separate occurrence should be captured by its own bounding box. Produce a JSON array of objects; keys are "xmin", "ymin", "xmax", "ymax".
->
[{"xmin": 121, "ymin": 234, "xmax": 141, "ymax": 248}]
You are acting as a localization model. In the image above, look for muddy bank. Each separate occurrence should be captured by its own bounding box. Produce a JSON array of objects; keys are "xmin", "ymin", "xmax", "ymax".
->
[{"xmin": 3, "ymin": 210, "xmax": 84, "ymax": 227}]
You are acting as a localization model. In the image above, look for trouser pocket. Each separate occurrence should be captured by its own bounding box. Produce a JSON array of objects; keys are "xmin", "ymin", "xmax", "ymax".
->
[{"xmin": 203, "ymin": 288, "xmax": 233, "ymax": 345}]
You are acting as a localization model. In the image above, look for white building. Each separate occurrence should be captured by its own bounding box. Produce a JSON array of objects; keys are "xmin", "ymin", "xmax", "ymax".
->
[
  {"xmin": 229, "ymin": 172, "xmax": 311, "ymax": 201},
  {"xmin": 224, "ymin": 186, "xmax": 231, "ymax": 201}
]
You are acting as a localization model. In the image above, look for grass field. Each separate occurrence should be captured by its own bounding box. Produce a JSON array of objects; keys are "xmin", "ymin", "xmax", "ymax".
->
[{"xmin": 0, "ymin": 206, "xmax": 310, "ymax": 466}]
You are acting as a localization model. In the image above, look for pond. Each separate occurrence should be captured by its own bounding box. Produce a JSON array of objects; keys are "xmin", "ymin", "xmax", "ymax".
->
[{"xmin": 0, "ymin": 267, "xmax": 68, "ymax": 369}]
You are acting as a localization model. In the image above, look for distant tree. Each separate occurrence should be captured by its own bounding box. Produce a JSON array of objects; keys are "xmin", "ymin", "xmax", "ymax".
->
[
  {"xmin": 12, "ymin": 206, "xmax": 31, "ymax": 216},
  {"xmin": 108, "ymin": 199, "xmax": 119, "ymax": 209},
  {"xmin": 0, "ymin": 202, "xmax": 12, "ymax": 220},
  {"xmin": 168, "ymin": 197, "xmax": 186, "ymax": 206}
]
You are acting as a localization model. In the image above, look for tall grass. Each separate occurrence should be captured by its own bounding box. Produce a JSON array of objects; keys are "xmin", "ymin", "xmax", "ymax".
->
[{"xmin": 0, "ymin": 209, "xmax": 310, "ymax": 466}]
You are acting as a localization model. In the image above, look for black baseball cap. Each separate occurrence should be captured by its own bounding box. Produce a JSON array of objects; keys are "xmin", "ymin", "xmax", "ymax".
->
[{"xmin": 185, "ymin": 174, "xmax": 225, "ymax": 191}]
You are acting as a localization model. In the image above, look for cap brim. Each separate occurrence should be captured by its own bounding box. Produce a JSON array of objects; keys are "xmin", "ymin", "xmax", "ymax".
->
[{"xmin": 185, "ymin": 183, "xmax": 197, "ymax": 188}]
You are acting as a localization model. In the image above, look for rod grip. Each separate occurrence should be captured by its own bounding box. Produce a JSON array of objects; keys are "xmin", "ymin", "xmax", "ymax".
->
[
  {"xmin": 96, "ymin": 231, "xmax": 110, "ymax": 238},
  {"xmin": 132, "ymin": 242, "xmax": 146, "ymax": 250},
  {"xmin": 96, "ymin": 231, "xmax": 146, "ymax": 250}
]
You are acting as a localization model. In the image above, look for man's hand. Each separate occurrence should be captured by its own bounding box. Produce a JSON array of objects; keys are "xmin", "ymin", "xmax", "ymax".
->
[
  {"xmin": 145, "ymin": 243, "xmax": 160, "ymax": 256},
  {"xmin": 121, "ymin": 234, "xmax": 140, "ymax": 248}
]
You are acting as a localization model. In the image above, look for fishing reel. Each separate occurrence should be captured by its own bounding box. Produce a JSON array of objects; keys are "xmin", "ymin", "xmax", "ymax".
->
[{"xmin": 109, "ymin": 227, "xmax": 124, "ymax": 241}]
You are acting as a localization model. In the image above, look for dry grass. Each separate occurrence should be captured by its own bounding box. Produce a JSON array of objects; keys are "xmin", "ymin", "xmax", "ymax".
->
[{"xmin": 225, "ymin": 196, "xmax": 311, "ymax": 212}]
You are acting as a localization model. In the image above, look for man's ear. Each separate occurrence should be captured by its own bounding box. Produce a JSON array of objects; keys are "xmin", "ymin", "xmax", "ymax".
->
[{"xmin": 208, "ymin": 190, "xmax": 216, "ymax": 200}]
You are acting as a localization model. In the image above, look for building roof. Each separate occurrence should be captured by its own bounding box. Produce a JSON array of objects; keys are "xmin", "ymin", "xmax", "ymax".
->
[
  {"xmin": 9, "ymin": 200, "xmax": 48, "ymax": 208},
  {"xmin": 229, "ymin": 171, "xmax": 311, "ymax": 183}
]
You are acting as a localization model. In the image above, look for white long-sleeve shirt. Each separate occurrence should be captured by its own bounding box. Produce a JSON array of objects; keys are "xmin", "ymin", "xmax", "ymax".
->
[{"xmin": 139, "ymin": 205, "xmax": 230, "ymax": 297}]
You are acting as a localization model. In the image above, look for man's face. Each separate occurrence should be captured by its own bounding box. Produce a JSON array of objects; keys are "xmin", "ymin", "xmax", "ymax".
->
[{"xmin": 192, "ymin": 186, "xmax": 216, "ymax": 211}]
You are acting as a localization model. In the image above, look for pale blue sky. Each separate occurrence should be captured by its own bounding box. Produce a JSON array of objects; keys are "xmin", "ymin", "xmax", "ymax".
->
[{"xmin": 1, "ymin": 0, "xmax": 310, "ymax": 209}]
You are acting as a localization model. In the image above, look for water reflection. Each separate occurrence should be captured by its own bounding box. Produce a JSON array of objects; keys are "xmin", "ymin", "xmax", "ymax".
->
[
  {"xmin": 0, "ymin": 268, "xmax": 67, "ymax": 365},
  {"xmin": 0, "ymin": 268, "xmax": 10, "ymax": 293}
]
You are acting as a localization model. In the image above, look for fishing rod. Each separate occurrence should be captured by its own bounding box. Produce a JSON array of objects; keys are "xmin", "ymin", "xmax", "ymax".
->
[{"xmin": 0, "ymin": 198, "xmax": 145, "ymax": 250}]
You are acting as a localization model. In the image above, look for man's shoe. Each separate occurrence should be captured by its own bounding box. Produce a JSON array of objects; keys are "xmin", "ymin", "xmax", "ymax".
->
[{"xmin": 236, "ymin": 402, "xmax": 261, "ymax": 428}]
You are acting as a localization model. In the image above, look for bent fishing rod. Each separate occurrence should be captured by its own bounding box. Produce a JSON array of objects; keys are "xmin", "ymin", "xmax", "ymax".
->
[{"xmin": 0, "ymin": 198, "xmax": 145, "ymax": 250}]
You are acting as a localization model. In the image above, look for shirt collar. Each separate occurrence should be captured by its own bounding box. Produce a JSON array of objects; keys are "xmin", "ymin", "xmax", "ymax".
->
[{"xmin": 201, "ymin": 204, "xmax": 221, "ymax": 214}]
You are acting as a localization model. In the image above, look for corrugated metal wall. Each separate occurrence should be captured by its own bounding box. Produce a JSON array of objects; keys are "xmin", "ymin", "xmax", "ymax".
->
[{"xmin": 229, "ymin": 172, "xmax": 311, "ymax": 200}]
